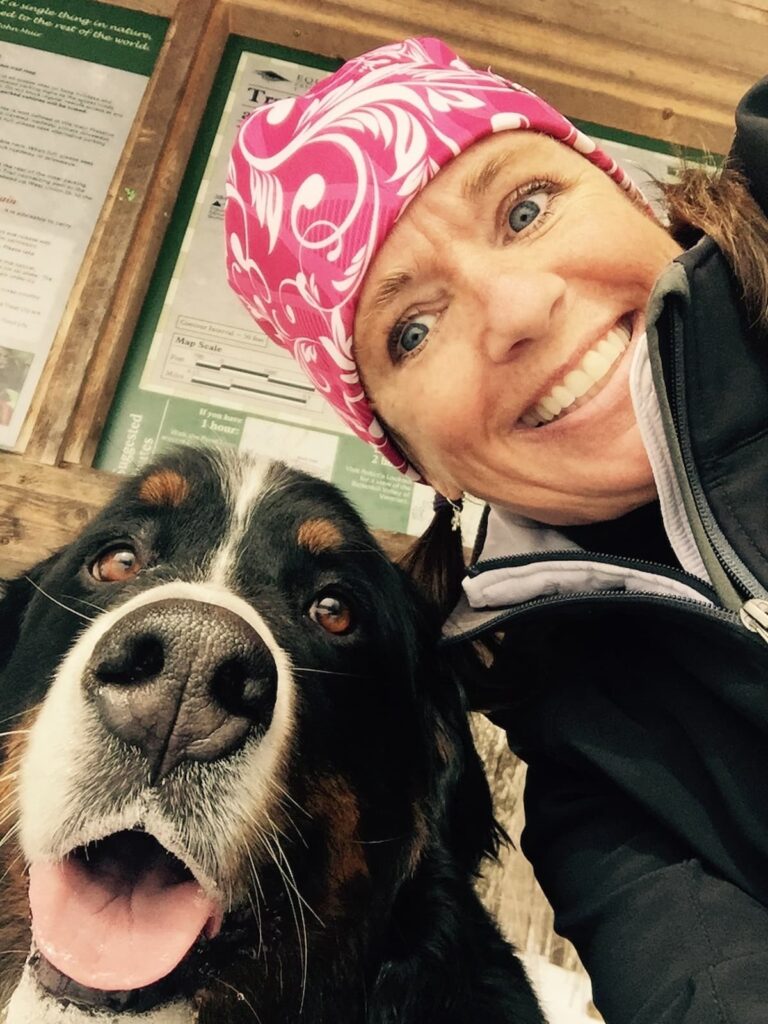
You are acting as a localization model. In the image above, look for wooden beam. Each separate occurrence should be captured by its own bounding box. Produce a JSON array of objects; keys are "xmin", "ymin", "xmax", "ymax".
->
[
  {"xmin": 228, "ymin": 0, "xmax": 765, "ymax": 153},
  {"xmin": 60, "ymin": 0, "xmax": 231, "ymax": 470},
  {"xmin": 0, "ymin": 454, "xmax": 119, "ymax": 577}
]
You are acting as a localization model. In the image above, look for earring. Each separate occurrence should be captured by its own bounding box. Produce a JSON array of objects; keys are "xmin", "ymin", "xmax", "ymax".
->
[{"xmin": 433, "ymin": 492, "xmax": 464, "ymax": 532}]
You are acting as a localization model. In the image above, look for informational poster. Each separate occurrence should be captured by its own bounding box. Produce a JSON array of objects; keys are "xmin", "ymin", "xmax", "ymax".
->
[
  {"xmin": 0, "ymin": 0, "xmax": 167, "ymax": 450},
  {"xmin": 96, "ymin": 36, "xmax": 692, "ymax": 538}
]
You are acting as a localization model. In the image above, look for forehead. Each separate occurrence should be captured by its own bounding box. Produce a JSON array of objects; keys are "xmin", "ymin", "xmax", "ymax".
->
[
  {"xmin": 74, "ymin": 452, "xmax": 365, "ymax": 571},
  {"xmin": 441, "ymin": 130, "xmax": 583, "ymax": 199},
  {"xmin": 355, "ymin": 131, "xmax": 590, "ymax": 313}
]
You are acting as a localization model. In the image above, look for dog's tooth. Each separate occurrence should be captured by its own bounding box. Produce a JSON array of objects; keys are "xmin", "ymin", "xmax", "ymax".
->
[{"xmin": 534, "ymin": 403, "xmax": 555, "ymax": 422}]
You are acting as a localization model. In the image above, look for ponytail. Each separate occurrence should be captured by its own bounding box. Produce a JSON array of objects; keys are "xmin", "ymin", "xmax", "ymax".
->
[{"xmin": 398, "ymin": 495, "xmax": 466, "ymax": 619}]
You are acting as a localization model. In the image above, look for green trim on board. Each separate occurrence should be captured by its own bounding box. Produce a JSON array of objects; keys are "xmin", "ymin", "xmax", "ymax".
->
[{"xmin": 0, "ymin": 0, "xmax": 167, "ymax": 76}]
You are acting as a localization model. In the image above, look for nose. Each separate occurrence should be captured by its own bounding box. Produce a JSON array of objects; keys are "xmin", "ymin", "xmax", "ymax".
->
[
  {"xmin": 468, "ymin": 267, "xmax": 565, "ymax": 364},
  {"xmin": 84, "ymin": 599, "xmax": 278, "ymax": 780}
]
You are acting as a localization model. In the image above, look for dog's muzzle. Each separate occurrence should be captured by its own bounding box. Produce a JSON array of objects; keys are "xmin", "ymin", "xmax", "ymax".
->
[
  {"xmin": 26, "ymin": 596, "xmax": 281, "ymax": 998},
  {"xmin": 84, "ymin": 598, "xmax": 278, "ymax": 779}
]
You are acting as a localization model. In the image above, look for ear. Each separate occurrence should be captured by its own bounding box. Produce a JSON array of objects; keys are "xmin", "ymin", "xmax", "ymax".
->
[{"xmin": 0, "ymin": 552, "xmax": 60, "ymax": 676}]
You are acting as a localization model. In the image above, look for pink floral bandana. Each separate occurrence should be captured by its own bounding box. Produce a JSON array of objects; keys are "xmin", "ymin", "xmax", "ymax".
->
[{"xmin": 225, "ymin": 36, "xmax": 644, "ymax": 478}]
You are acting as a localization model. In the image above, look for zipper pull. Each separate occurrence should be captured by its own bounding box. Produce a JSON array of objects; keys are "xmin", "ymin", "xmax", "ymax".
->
[{"xmin": 739, "ymin": 598, "xmax": 768, "ymax": 643}]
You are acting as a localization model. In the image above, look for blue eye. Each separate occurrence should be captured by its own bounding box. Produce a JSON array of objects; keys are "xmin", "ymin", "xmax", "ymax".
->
[
  {"xmin": 507, "ymin": 189, "xmax": 551, "ymax": 233},
  {"xmin": 390, "ymin": 312, "xmax": 438, "ymax": 359},
  {"xmin": 399, "ymin": 321, "xmax": 429, "ymax": 351}
]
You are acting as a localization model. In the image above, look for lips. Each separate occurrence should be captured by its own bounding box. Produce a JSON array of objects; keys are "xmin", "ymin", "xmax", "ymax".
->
[
  {"xmin": 29, "ymin": 830, "xmax": 223, "ymax": 994},
  {"xmin": 519, "ymin": 314, "xmax": 634, "ymax": 428}
]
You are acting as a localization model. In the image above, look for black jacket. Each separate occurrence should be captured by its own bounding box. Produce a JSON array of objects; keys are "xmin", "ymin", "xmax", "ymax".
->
[{"xmin": 449, "ymin": 77, "xmax": 768, "ymax": 1024}]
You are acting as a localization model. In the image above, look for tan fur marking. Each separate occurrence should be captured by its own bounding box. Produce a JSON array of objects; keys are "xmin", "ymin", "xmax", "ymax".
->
[
  {"xmin": 297, "ymin": 518, "xmax": 343, "ymax": 555},
  {"xmin": 138, "ymin": 469, "xmax": 190, "ymax": 508},
  {"xmin": 305, "ymin": 775, "xmax": 369, "ymax": 917},
  {"xmin": 0, "ymin": 708, "xmax": 39, "ymax": 1006}
]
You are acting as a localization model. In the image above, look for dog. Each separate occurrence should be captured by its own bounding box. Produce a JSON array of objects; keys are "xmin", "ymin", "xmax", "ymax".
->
[{"xmin": 0, "ymin": 447, "xmax": 545, "ymax": 1024}]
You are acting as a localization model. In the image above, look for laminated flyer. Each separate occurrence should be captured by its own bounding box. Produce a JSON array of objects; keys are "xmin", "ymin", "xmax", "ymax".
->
[
  {"xmin": 0, "ymin": 0, "xmax": 167, "ymax": 450},
  {"xmin": 96, "ymin": 37, "xmax": 684, "ymax": 538}
]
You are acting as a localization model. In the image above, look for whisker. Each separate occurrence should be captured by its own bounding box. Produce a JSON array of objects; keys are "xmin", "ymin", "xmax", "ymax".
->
[
  {"xmin": 216, "ymin": 978, "xmax": 262, "ymax": 1023},
  {"xmin": 353, "ymin": 834, "xmax": 408, "ymax": 846},
  {"xmin": 0, "ymin": 821, "xmax": 20, "ymax": 854},
  {"xmin": 248, "ymin": 816, "xmax": 310, "ymax": 1009},
  {"xmin": 63, "ymin": 594, "xmax": 106, "ymax": 614},
  {"xmin": 264, "ymin": 778, "xmax": 311, "ymax": 820},
  {"xmin": 0, "ymin": 709, "xmax": 33, "ymax": 729},
  {"xmin": 292, "ymin": 666, "xmax": 369, "ymax": 679},
  {"xmin": 245, "ymin": 847, "xmax": 265, "ymax": 959},
  {"xmin": 24, "ymin": 578, "xmax": 94, "ymax": 623}
]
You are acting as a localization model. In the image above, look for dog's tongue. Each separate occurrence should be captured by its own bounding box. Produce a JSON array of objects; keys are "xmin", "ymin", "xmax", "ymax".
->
[{"xmin": 29, "ymin": 841, "xmax": 221, "ymax": 992}]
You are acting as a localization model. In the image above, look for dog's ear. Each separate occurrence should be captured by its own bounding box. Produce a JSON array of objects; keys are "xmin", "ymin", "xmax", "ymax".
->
[{"xmin": 0, "ymin": 553, "xmax": 59, "ymax": 675}]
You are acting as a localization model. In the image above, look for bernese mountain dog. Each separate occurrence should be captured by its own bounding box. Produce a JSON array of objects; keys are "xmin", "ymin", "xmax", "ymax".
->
[{"xmin": 0, "ymin": 447, "xmax": 544, "ymax": 1024}]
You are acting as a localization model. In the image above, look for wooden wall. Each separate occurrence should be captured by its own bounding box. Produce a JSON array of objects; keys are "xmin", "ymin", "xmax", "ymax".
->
[{"xmin": 1, "ymin": 0, "xmax": 766, "ymax": 1010}]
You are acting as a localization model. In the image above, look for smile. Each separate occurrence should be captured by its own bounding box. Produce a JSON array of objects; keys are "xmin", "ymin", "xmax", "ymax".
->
[{"xmin": 519, "ymin": 315, "xmax": 633, "ymax": 427}]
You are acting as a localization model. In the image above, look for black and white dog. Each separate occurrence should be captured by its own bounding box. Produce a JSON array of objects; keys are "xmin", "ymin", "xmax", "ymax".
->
[{"xmin": 0, "ymin": 448, "xmax": 544, "ymax": 1024}]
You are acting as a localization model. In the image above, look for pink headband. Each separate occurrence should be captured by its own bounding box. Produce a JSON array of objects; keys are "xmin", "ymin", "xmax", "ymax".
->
[{"xmin": 225, "ymin": 36, "xmax": 644, "ymax": 478}]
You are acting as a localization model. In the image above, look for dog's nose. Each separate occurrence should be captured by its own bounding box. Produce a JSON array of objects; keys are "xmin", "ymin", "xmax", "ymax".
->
[{"xmin": 85, "ymin": 599, "xmax": 278, "ymax": 779}]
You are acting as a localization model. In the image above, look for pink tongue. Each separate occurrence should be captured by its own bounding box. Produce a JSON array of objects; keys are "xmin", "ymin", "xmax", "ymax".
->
[{"xmin": 29, "ymin": 854, "xmax": 221, "ymax": 992}]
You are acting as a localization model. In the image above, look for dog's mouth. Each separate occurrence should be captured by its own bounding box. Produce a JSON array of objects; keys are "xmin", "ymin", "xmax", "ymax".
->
[{"xmin": 28, "ymin": 830, "xmax": 223, "ymax": 996}]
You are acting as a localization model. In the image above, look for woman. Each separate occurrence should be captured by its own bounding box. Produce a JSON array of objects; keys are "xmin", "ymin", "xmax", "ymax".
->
[{"xmin": 225, "ymin": 37, "xmax": 768, "ymax": 1023}]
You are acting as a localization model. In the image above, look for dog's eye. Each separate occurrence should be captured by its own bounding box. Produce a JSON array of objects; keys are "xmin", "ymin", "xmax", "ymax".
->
[
  {"xmin": 308, "ymin": 593, "xmax": 354, "ymax": 635},
  {"xmin": 91, "ymin": 547, "xmax": 141, "ymax": 583}
]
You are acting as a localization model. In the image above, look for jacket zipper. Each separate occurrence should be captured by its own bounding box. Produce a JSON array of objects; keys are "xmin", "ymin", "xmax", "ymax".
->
[
  {"xmin": 468, "ymin": 549, "xmax": 718, "ymax": 602},
  {"xmin": 666, "ymin": 303, "xmax": 766, "ymax": 598},
  {"xmin": 447, "ymin": 587, "xmax": 747, "ymax": 645}
]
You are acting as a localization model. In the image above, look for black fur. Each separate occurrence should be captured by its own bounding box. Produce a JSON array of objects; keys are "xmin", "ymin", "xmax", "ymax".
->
[{"xmin": 0, "ymin": 448, "xmax": 544, "ymax": 1023}]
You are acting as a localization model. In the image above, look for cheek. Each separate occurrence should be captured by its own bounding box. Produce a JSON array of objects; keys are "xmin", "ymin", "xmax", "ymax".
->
[{"xmin": 392, "ymin": 374, "xmax": 486, "ymax": 473}]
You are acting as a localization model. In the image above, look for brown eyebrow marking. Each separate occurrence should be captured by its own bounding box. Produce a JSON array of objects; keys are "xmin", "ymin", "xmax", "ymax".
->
[
  {"xmin": 297, "ymin": 517, "xmax": 343, "ymax": 554},
  {"xmin": 137, "ymin": 469, "xmax": 190, "ymax": 508}
]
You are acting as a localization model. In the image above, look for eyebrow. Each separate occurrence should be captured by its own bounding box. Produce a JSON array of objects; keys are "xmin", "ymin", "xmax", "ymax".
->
[
  {"xmin": 461, "ymin": 151, "xmax": 516, "ymax": 203},
  {"xmin": 368, "ymin": 271, "xmax": 413, "ymax": 314}
]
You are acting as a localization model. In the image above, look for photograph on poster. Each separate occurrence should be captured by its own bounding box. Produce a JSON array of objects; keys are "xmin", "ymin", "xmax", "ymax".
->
[{"xmin": 0, "ymin": 343, "xmax": 31, "ymax": 425}]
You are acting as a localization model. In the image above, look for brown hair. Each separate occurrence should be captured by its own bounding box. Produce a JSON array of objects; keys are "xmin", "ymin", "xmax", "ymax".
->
[
  {"xmin": 399, "ymin": 162, "xmax": 768, "ymax": 617},
  {"xmin": 660, "ymin": 161, "xmax": 768, "ymax": 332}
]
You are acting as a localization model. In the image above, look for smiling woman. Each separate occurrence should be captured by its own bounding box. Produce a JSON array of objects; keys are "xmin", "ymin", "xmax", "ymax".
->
[
  {"xmin": 353, "ymin": 131, "xmax": 682, "ymax": 522},
  {"xmin": 225, "ymin": 36, "xmax": 768, "ymax": 1024}
]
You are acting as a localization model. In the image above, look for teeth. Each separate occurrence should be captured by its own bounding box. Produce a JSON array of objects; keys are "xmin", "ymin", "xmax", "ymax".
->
[
  {"xmin": 551, "ymin": 385, "xmax": 576, "ymax": 410},
  {"xmin": 582, "ymin": 350, "xmax": 612, "ymax": 381},
  {"xmin": 520, "ymin": 317, "xmax": 632, "ymax": 428},
  {"xmin": 538, "ymin": 395, "xmax": 562, "ymax": 416},
  {"xmin": 562, "ymin": 369, "xmax": 593, "ymax": 397}
]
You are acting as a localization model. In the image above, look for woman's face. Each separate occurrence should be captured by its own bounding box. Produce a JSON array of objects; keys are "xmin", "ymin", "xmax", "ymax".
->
[{"xmin": 353, "ymin": 131, "xmax": 682, "ymax": 525}]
